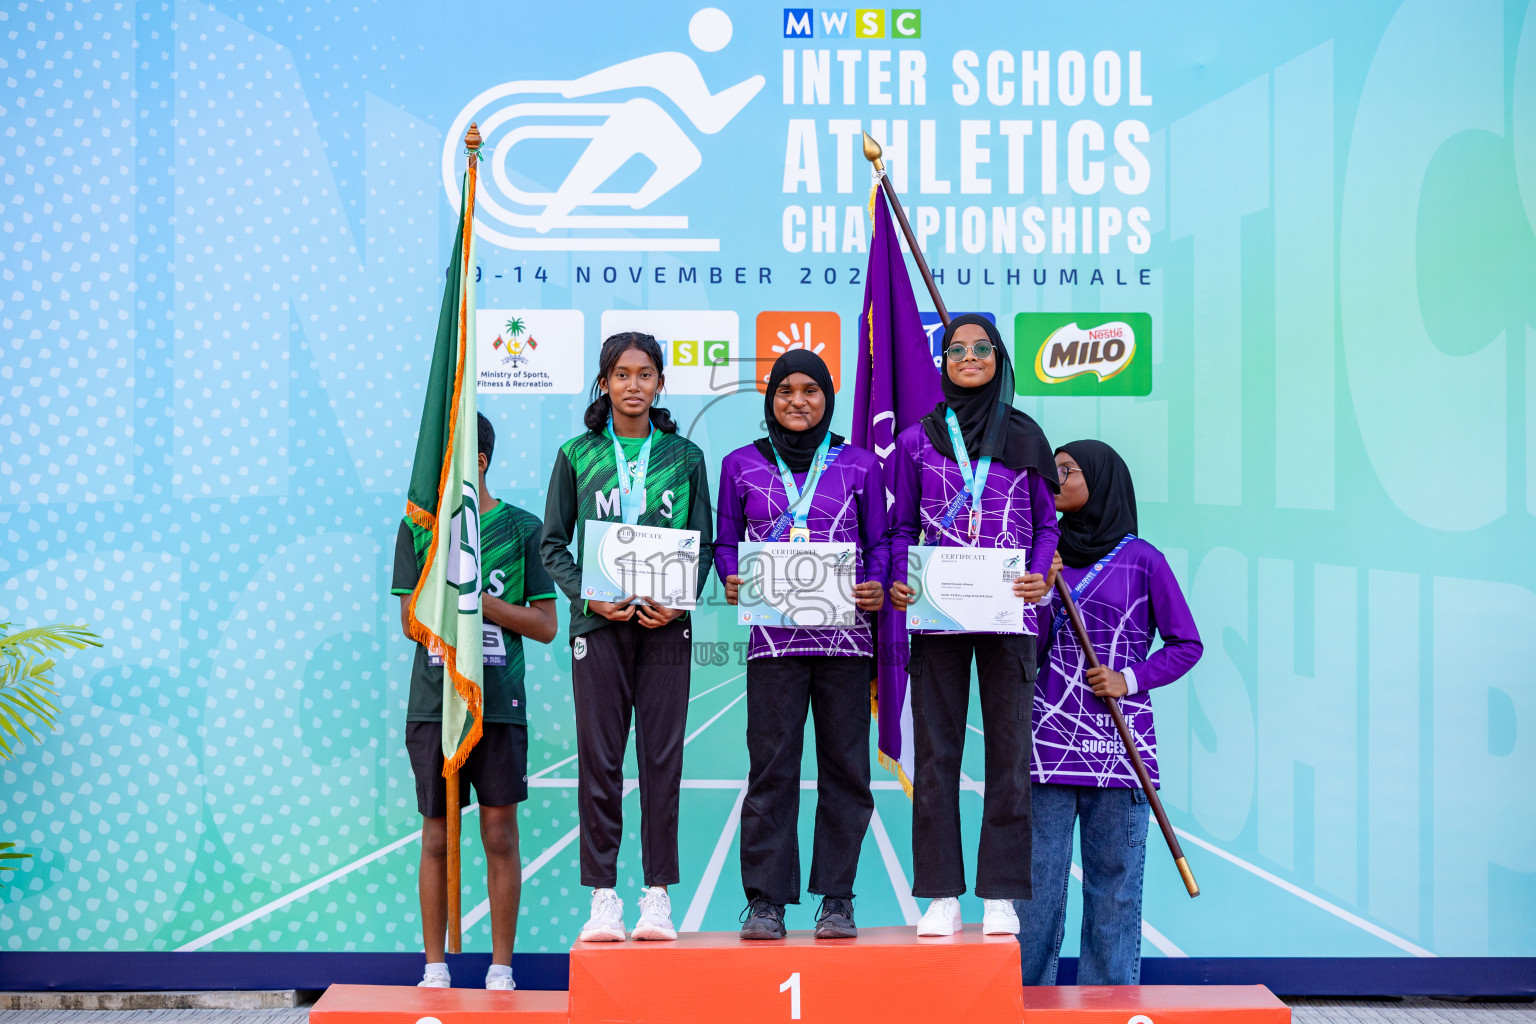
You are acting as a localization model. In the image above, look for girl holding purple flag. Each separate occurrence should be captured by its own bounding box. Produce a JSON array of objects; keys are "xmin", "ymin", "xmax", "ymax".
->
[
  {"xmin": 886, "ymin": 315, "xmax": 1060, "ymax": 938},
  {"xmin": 1017, "ymin": 440, "xmax": 1202, "ymax": 985},
  {"xmin": 715, "ymin": 349, "xmax": 889, "ymax": 940}
]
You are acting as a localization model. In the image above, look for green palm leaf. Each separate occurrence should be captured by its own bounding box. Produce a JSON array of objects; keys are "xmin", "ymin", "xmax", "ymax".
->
[
  {"xmin": 0, "ymin": 841, "xmax": 30, "ymax": 894},
  {"xmin": 0, "ymin": 621, "xmax": 102, "ymax": 761}
]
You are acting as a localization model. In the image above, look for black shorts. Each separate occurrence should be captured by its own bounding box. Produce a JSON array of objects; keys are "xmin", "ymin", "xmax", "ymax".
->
[{"xmin": 405, "ymin": 721, "xmax": 529, "ymax": 818}]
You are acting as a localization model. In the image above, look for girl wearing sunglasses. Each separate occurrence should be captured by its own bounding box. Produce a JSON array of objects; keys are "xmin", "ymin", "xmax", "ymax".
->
[{"xmin": 885, "ymin": 314, "xmax": 1060, "ymax": 937}]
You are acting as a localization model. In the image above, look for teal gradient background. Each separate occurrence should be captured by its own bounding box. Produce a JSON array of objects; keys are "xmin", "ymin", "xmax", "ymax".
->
[{"xmin": 1, "ymin": 0, "xmax": 1533, "ymax": 961}]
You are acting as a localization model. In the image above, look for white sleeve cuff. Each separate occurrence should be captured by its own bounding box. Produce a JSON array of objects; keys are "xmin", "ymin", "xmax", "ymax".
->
[{"xmin": 1122, "ymin": 665, "xmax": 1140, "ymax": 695}]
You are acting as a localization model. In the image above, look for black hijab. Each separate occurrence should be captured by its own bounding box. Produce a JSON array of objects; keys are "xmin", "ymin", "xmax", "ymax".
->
[
  {"xmin": 921, "ymin": 314, "xmax": 1056, "ymax": 486},
  {"xmin": 755, "ymin": 349, "xmax": 844, "ymax": 472},
  {"xmin": 1056, "ymin": 439, "xmax": 1138, "ymax": 569}
]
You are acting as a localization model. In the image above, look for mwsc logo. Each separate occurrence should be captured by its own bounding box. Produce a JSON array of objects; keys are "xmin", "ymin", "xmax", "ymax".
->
[
  {"xmin": 783, "ymin": 9, "xmax": 921, "ymax": 38},
  {"xmin": 443, "ymin": 8, "xmax": 765, "ymax": 253}
]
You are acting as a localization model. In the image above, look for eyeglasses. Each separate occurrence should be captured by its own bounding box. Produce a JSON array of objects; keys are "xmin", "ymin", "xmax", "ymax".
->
[
  {"xmin": 945, "ymin": 340, "xmax": 994, "ymax": 362},
  {"xmin": 1057, "ymin": 465, "xmax": 1081, "ymax": 485}
]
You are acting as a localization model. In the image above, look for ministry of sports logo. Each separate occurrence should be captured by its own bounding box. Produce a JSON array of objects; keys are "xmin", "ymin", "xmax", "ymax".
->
[
  {"xmin": 442, "ymin": 8, "xmax": 764, "ymax": 253},
  {"xmin": 477, "ymin": 309, "xmax": 586, "ymax": 393}
]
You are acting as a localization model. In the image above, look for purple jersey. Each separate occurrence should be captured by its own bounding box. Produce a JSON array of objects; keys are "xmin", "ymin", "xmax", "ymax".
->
[
  {"xmin": 1032, "ymin": 538, "xmax": 1203, "ymax": 788},
  {"xmin": 886, "ymin": 421, "xmax": 1060, "ymax": 634},
  {"xmin": 714, "ymin": 442, "xmax": 890, "ymax": 659}
]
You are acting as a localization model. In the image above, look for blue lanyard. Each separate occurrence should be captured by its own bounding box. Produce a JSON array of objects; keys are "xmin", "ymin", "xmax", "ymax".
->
[
  {"xmin": 767, "ymin": 440, "xmax": 841, "ymax": 542},
  {"xmin": 944, "ymin": 408, "xmax": 991, "ymax": 544},
  {"xmin": 1050, "ymin": 534, "xmax": 1136, "ymax": 641},
  {"xmin": 607, "ymin": 414, "xmax": 654, "ymax": 525},
  {"xmin": 770, "ymin": 434, "xmax": 834, "ymax": 543}
]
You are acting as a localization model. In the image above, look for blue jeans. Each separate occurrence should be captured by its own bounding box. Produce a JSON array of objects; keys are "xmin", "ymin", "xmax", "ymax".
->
[{"xmin": 1015, "ymin": 781, "xmax": 1149, "ymax": 985}]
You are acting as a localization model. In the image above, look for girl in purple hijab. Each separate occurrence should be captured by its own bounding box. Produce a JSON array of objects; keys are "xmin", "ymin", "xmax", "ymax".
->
[
  {"xmin": 1017, "ymin": 439, "xmax": 1202, "ymax": 985},
  {"xmin": 715, "ymin": 349, "xmax": 889, "ymax": 941},
  {"xmin": 885, "ymin": 315, "xmax": 1059, "ymax": 938}
]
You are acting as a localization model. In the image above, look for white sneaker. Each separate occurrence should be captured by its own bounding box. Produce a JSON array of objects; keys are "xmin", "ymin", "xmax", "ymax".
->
[
  {"xmin": 916, "ymin": 896, "xmax": 963, "ymax": 936},
  {"xmin": 579, "ymin": 887, "xmax": 626, "ymax": 942},
  {"xmin": 417, "ymin": 963, "xmax": 450, "ymax": 988},
  {"xmin": 484, "ymin": 965, "xmax": 515, "ymax": 991},
  {"xmin": 631, "ymin": 885, "xmax": 677, "ymax": 941},
  {"xmin": 982, "ymin": 899, "xmax": 1020, "ymax": 935}
]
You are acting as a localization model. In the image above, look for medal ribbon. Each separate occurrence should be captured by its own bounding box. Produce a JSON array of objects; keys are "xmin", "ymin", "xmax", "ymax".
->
[
  {"xmin": 767, "ymin": 435, "xmax": 837, "ymax": 541},
  {"xmin": 608, "ymin": 413, "xmax": 654, "ymax": 526},
  {"xmin": 943, "ymin": 408, "xmax": 991, "ymax": 545}
]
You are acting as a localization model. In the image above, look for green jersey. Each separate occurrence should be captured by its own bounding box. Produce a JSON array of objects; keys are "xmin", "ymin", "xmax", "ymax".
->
[
  {"xmin": 391, "ymin": 500, "xmax": 556, "ymax": 724},
  {"xmin": 539, "ymin": 426, "xmax": 714, "ymax": 638}
]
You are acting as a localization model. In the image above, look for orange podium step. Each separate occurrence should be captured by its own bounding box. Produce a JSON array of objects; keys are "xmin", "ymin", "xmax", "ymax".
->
[
  {"xmin": 306, "ymin": 955, "xmax": 1291, "ymax": 1024},
  {"xmin": 569, "ymin": 925, "xmax": 1023, "ymax": 1024},
  {"xmin": 1022, "ymin": 985, "xmax": 1290, "ymax": 1024},
  {"xmin": 310, "ymin": 984, "xmax": 569, "ymax": 1024}
]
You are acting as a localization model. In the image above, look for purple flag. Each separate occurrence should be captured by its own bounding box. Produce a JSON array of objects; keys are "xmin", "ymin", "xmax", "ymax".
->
[{"xmin": 852, "ymin": 191, "xmax": 943, "ymax": 796}]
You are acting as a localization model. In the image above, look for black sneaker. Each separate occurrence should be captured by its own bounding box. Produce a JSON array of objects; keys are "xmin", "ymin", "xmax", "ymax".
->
[
  {"xmin": 814, "ymin": 896, "xmax": 857, "ymax": 938},
  {"xmin": 739, "ymin": 898, "xmax": 787, "ymax": 940}
]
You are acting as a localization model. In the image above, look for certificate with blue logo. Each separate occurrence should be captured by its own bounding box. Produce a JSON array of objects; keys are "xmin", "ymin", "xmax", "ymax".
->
[
  {"xmin": 904, "ymin": 546, "xmax": 1029, "ymax": 633},
  {"xmin": 581, "ymin": 520, "xmax": 701, "ymax": 609},
  {"xmin": 736, "ymin": 541, "xmax": 858, "ymax": 628}
]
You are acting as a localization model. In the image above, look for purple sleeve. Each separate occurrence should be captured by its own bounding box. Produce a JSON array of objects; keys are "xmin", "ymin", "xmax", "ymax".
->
[
  {"xmin": 1027, "ymin": 469, "xmax": 1059, "ymax": 579},
  {"xmin": 857, "ymin": 458, "xmax": 890, "ymax": 587},
  {"xmin": 1128, "ymin": 549, "xmax": 1203, "ymax": 690},
  {"xmin": 883, "ymin": 431, "xmax": 923, "ymax": 586},
  {"xmin": 713, "ymin": 456, "xmax": 743, "ymax": 583}
]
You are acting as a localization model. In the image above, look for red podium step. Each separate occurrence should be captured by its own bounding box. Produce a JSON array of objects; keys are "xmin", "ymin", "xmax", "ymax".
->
[
  {"xmin": 306, "ymin": 946, "xmax": 1291, "ymax": 1024},
  {"xmin": 310, "ymin": 984, "xmax": 568, "ymax": 1024},
  {"xmin": 1022, "ymin": 985, "xmax": 1289, "ymax": 1024},
  {"xmin": 569, "ymin": 925, "xmax": 1023, "ymax": 1024}
]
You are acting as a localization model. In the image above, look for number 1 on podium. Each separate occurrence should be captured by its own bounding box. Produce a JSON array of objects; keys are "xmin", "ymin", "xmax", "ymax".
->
[{"xmin": 779, "ymin": 972, "xmax": 801, "ymax": 1020}]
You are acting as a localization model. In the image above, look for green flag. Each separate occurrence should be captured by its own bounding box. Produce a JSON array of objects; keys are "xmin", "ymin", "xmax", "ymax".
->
[{"xmin": 404, "ymin": 169, "xmax": 483, "ymax": 773}]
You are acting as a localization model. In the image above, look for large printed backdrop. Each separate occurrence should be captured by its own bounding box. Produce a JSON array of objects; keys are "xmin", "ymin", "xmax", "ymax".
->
[{"xmin": 2, "ymin": 0, "xmax": 1534, "ymax": 958}]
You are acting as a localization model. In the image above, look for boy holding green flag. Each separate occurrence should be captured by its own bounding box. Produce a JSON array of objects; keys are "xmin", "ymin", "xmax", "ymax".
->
[{"xmin": 393, "ymin": 412, "xmax": 558, "ymax": 989}]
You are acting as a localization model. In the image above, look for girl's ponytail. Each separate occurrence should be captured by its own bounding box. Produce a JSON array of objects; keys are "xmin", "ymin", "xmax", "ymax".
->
[
  {"xmin": 648, "ymin": 405, "xmax": 678, "ymax": 433},
  {"xmin": 582, "ymin": 389, "xmax": 614, "ymax": 434}
]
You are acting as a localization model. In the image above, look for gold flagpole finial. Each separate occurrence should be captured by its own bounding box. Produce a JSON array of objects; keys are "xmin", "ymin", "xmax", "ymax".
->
[{"xmin": 861, "ymin": 130, "xmax": 885, "ymax": 173}]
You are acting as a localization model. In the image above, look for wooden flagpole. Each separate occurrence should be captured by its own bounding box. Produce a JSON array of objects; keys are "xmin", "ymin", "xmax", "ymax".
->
[
  {"xmin": 446, "ymin": 768, "xmax": 461, "ymax": 953},
  {"xmin": 861, "ymin": 130, "xmax": 1199, "ymax": 898},
  {"xmin": 446, "ymin": 122, "xmax": 484, "ymax": 954}
]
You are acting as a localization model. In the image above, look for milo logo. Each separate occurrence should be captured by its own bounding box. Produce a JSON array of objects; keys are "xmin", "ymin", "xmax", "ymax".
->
[
  {"xmin": 1015, "ymin": 312, "xmax": 1152, "ymax": 397},
  {"xmin": 1035, "ymin": 321, "xmax": 1136, "ymax": 383}
]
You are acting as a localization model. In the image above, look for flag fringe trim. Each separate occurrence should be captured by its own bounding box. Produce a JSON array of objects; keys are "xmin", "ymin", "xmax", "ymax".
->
[
  {"xmin": 405, "ymin": 167, "xmax": 483, "ymax": 779},
  {"xmin": 867, "ymin": 296, "xmax": 875, "ymax": 360},
  {"xmin": 877, "ymin": 748, "xmax": 914, "ymax": 799},
  {"xmin": 405, "ymin": 501, "xmax": 435, "ymax": 531}
]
